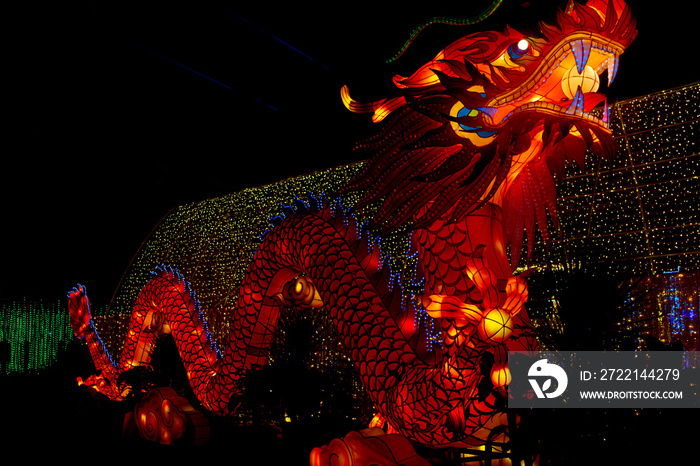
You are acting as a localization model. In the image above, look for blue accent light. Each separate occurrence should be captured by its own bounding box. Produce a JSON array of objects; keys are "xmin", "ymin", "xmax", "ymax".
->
[
  {"xmin": 477, "ymin": 107, "xmax": 498, "ymax": 120},
  {"xmin": 456, "ymin": 107, "xmax": 496, "ymax": 137}
]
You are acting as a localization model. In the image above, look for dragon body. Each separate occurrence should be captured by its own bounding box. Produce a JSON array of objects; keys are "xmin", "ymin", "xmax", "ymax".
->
[{"xmin": 69, "ymin": 0, "xmax": 636, "ymax": 453}]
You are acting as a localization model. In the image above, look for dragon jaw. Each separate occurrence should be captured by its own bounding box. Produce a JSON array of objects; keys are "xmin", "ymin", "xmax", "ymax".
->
[
  {"xmin": 484, "ymin": 32, "xmax": 622, "ymax": 131},
  {"xmin": 479, "ymin": 32, "xmax": 626, "ymax": 207}
]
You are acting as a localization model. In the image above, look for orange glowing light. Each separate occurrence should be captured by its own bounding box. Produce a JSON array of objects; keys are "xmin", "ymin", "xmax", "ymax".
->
[
  {"xmin": 477, "ymin": 309, "xmax": 513, "ymax": 344},
  {"xmin": 561, "ymin": 65, "xmax": 600, "ymax": 99},
  {"xmin": 490, "ymin": 367, "xmax": 512, "ymax": 388}
]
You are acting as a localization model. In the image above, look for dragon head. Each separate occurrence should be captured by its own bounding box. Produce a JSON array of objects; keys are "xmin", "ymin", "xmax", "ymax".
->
[{"xmin": 342, "ymin": 0, "xmax": 636, "ymax": 266}]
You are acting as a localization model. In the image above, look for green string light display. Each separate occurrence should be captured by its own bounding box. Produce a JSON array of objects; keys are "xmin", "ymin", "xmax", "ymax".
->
[{"xmin": 0, "ymin": 298, "xmax": 97, "ymax": 374}]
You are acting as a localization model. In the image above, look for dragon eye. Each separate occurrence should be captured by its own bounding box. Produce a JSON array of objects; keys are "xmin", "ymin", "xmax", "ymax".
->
[
  {"xmin": 507, "ymin": 39, "xmax": 531, "ymax": 60},
  {"xmin": 490, "ymin": 37, "xmax": 538, "ymax": 69}
]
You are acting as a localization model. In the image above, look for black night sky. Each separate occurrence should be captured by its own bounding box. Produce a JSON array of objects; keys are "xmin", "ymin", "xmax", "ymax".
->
[{"xmin": 3, "ymin": 1, "xmax": 696, "ymax": 306}]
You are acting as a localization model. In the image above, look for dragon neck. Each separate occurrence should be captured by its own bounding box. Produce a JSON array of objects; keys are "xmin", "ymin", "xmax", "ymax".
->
[{"xmin": 415, "ymin": 203, "xmax": 513, "ymax": 300}]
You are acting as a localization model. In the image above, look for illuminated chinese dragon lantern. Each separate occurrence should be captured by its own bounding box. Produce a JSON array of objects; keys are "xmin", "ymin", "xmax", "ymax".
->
[{"xmin": 68, "ymin": 0, "xmax": 636, "ymax": 461}]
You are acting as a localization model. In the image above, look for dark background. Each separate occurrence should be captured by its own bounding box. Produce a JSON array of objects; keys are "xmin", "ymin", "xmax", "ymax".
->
[{"xmin": 3, "ymin": 1, "xmax": 696, "ymax": 306}]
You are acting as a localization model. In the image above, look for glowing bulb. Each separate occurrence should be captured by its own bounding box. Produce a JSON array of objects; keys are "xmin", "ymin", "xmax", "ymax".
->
[
  {"xmin": 517, "ymin": 39, "xmax": 529, "ymax": 51},
  {"xmin": 561, "ymin": 65, "xmax": 600, "ymax": 99},
  {"xmin": 477, "ymin": 308, "xmax": 513, "ymax": 344}
]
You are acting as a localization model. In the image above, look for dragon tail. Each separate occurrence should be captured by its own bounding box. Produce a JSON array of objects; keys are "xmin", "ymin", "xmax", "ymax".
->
[
  {"xmin": 68, "ymin": 267, "xmax": 220, "ymax": 403},
  {"xmin": 68, "ymin": 284, "xmax": 122, "ymax": 398}
]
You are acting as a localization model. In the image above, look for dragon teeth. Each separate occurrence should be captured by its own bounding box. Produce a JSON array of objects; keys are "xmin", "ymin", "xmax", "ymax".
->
[
  {"xmin": 572, "ymin": 39, "xmax": 592, "ymax": 74},
  {"xmin": 566, "ymin": 86, "xmax": 585, "ymax": 117},
  {"xmin": 607, "ymin": 51, "xmax": 620, "ymax": 85}
]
